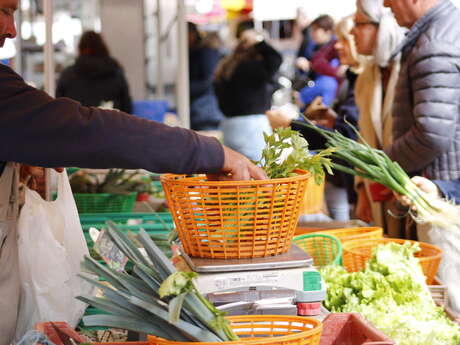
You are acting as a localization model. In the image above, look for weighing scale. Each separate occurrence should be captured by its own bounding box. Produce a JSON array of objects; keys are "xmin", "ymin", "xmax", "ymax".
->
[{"xmin": 179, "ymin": 245, "xmax": 327, "ymax": 316}]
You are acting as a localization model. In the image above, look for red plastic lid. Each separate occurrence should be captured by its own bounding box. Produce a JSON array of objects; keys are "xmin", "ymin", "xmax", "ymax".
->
[{"xmin": 297, "ymin": 302, "xmax": 322, "ymax": 316}]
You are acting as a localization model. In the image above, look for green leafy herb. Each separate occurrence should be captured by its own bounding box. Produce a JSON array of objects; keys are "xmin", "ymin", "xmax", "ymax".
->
[{"xmin": 256, "ymin": 128, "xmax": 334, "ymax": 184}]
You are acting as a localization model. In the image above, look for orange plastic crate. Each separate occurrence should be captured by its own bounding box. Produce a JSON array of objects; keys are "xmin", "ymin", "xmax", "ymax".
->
[
  {"xmin": 150, "ymin": 315, "xmax": 322, "ymax": 345},
  {"xmin": 315, "ymin": 227, "xmax": 383, "ymax": 244},
  {"xmin": 161, "ymin": 171, "xmax": 310, "ymax": 259},
  {"xmin": 342, "ymin": 238, "xmax": 442, "ymax": 284}
]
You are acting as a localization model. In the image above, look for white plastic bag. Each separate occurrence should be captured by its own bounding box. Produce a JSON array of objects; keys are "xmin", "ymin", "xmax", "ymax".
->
[
  {"xmin": 14, "ymin": 170, "xmax": 92, "ymax": 339},
  {"xmin": 417, "ymin": 223, "xmax": 460, "ymax": 315}
]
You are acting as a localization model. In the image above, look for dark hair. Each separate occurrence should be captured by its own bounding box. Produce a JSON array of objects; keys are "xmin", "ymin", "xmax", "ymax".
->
[
  {"xmin": 310, "ymin": 15, "xmax": 334, "ymax": 32},
  {"xmin": 236, "ymin": 20, "xmax": 254, "ymax": 39},
  {"xmin": 78, "ymin": 31, "xmax": 110, "ymax": 57},
  {"xmin": 214, "ymin": 41, "xmax": 260, "ymax": 82}
]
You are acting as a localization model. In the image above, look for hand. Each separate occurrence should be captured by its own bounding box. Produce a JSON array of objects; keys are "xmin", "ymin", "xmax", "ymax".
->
[
  {"xmin": 296, "ymin": 57, "xmax": 310, "ymax": 72},
  {"xmin": 240, "ymin": 29, "xmax": 263, "ymax": 47},
  {"xmin": 266, "ymin": 109, "xmax": 292, "ymax": 129},
  {"xmin": 394, "ymin": 176, "xmax": 440, "ymax": 207},
  {"xmin": 208, "ymin": 146, "xmax": 267, "ymax": 181},
  {"xmin": 356, "ymin": 186, "xmax": 373, "ymax": 223},
  {"xmin": 336, "ymin": 65, "xmax": 348, "ymax": 79}
]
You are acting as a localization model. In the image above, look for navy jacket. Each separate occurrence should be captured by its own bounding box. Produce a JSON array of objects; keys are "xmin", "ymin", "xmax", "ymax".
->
[
  {"xmin": 56, "ymin": 56, "xmax": 132, "ymax": 113},
  {"xmin": 189, "ymin": 46, "xmax": 223, "ymax": 130},
  {"xmin": 0, "ymin": 64, "xmax": 223, "ymax": 175}
]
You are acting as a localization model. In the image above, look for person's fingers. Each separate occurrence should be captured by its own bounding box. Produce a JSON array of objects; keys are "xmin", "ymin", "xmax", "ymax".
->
[
  {"xmin": 248, "ymin": 163, "xmax": 267, "ymax": 180},
  {"xmin": 411, "ymin": 176, "xmax": 439, "ymax": 196}
]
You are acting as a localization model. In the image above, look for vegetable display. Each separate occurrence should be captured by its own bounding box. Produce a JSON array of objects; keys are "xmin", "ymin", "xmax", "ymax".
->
[
  {"xmin": 321, "ymin": 243, "xmax": 460, "ymax": 345},
  {"xmin": 78, "ymin": 222, "xmax": 238, "ymax": 342},
  {"xmin": 70, "ymin": 169, "xmax": 155, "ymax": 195},
  {"xmin": 294, "ymin": 120, "xmax": 459, "ymax": 227}
]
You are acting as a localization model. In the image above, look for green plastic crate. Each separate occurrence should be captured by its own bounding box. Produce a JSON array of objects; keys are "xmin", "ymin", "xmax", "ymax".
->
[
  {"xmin": 293, "ymin": 233, "xmax": 342, "ymax": 267},
  {"xmin": 73, "ymin": 193, "xmax": 137, "ymax": 213},
  {"xmin": 79, "ymin": 212, "xmax": 173, "ymax": 225}
]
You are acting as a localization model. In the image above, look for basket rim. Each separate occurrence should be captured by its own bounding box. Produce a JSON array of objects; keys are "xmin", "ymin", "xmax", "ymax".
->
[
  {"xmin": 317, "ymin": 227, "xmax": 383, "ymax": 235},
  {"xmin": 293, "ymin": 233, "xmax": 342, "ymax": 242},
  {"xmin": 149, "ymin": 315, "xmax": 322, "ymax": 345},
  {"xmin": 342, "ymin": 237, "xmax": 443, "ymax": 258},
  {"xmin": 160, "ymin": 169, "xmax": 310, "ymax": 186}
]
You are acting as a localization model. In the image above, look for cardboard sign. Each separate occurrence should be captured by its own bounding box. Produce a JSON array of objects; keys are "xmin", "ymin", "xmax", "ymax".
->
[{"xmin": 94, "ymin": 229, "xmax": 128, "ymax": 272}]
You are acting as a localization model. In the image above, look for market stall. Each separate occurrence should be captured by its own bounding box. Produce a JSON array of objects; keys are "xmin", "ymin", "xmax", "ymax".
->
[{"xmin": 6, "ymin": 2, "xmax": 460, "ymax": 345}]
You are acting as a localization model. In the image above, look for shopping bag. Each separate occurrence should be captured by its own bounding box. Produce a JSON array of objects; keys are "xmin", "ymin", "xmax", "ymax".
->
[
  {"xmin": 14, "ymin": 170, "xmax": 92, "ymax": 339},
  {"xmin": 417, "ymin": 223, "xmax": 460, "ymax": 315}
]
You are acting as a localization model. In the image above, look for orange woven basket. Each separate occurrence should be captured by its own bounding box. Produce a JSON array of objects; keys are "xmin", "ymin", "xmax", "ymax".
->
[
  {"xmin": 342, "ymin": 238, "xmax": 442, "ymax": 284},
  {"xmin": 161, "ymin": 170, "xmax": 310, "ymax": 259},
  {"xmin": 149, "ymin": 315, "xmax": 322, "ymax": 345},
  {"xmin": 313, "ymin": 227, "xmax": 383, "ymax": 243}
]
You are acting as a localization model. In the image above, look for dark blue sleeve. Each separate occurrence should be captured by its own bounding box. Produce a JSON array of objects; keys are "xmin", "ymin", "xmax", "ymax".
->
[
  {"xmin": 0, "ymin": 65, "xmax": 224, "ymax": 174},
  {"xmin": 433, "ymin": 179, "xmax": 460, "ymax": 204}
]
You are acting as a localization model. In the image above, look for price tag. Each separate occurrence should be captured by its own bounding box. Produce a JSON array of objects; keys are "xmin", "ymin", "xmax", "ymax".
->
[{"xmin": 94, "ymin": 229, "xmax": 128, "ymax": 272}]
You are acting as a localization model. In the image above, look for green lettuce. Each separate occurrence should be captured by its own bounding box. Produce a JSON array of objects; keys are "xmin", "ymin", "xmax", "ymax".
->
[{"xmin": 321, "ymin": 242, "xmax": 460, "ymax": 345}]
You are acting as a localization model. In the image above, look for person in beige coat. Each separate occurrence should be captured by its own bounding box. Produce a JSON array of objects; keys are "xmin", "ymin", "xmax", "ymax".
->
[{"xmin": 351, "ymin": 0, "xmax": 405, "ymax": 237}]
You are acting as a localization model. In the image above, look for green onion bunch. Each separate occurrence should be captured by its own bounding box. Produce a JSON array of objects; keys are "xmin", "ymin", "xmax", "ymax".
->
[{"xmin": 294, "ymin": 120, "xmax": 458, "ymax": 227}]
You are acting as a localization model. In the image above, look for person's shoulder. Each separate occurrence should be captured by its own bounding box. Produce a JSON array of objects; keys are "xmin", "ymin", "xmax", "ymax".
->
[
  {"xmin": 420, "ymin": 6, "xmax": 460, "ymax": 46},
  {"xmin": 0, "ymin": 63, "xmax": 26, "ymax": 84}
]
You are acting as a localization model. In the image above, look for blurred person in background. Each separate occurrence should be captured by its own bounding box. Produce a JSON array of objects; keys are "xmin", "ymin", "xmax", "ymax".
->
[
  {"xmin": 296, "ymin": 15, "xmax": 339, "ymax": 109},
  {"xmin": 294, "ymin": 7, "xmax": 313, "ymax": 78},
  {"xmin": 214, "ymin": 29, "xmax": 282, "ymax": 161},
  {"xmin": 351, "ymin": 0, "xmax": 405, "ymax": 237},
  {"xmin": 267, "ymin": 15, "xmax": 366, "ymax": 221},
  {"xmin": 188, "ymin": 22, "xmax": 224, "ymax": 131},
  {"xmin": 56, "ymin": 31, "xmax": 132, "ymax": 113},
  {"xmin": 383, "ymin": 0, "xmax": 460, "ymax": 190}
]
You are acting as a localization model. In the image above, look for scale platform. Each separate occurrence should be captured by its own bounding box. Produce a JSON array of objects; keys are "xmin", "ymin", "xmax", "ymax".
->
[
  {"xmin": 181, "ymin": 245, "xmax": 313, "ymax": 273},
  {"xmin": 179, "ymin": 245, "xmax": 325, "ymax": 308}
]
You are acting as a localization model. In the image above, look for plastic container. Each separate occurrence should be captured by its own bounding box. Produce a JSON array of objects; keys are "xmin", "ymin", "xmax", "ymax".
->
[
  {"xmin": 74, "ymin": 192, "xmax": 137, "ymax": 213},
  {"xmin": 161, "ymin": 171, "xmax": 310, "ymax": 259},
  {"xmin": 149, "ymin": 315, "xmax": 322, "ymax": 345},
  {"xmin": 319, "ymin": 313, "xmax": 394, "ymax": 345},
  {"xmin": 132, "ymin": 100, "xmax": 169, "ymax": 122},
  {"xmin": 292, "ymin": 234, "xmax": 342, "ymax": 267},
  {"xmin": 314, "ymin": 227, "xmax": 383, "ymax": 244},
  {"xmin": 79, "ymin": 212, "xmax": 173, "ymax": 226},
  {"xmin": 342, "ymin": 238, "xmax": 442, "ymax": 284}
]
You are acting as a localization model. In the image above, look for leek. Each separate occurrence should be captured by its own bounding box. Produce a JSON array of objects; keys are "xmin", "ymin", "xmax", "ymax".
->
[{"xmin": 78, "ymin": 222, "xmax": 239, "ymax": 342}]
